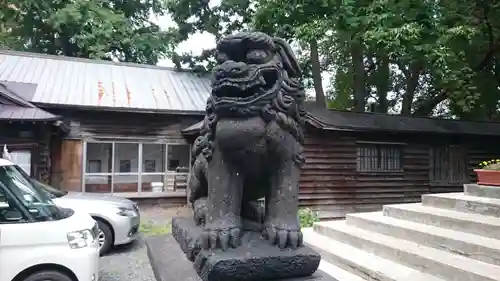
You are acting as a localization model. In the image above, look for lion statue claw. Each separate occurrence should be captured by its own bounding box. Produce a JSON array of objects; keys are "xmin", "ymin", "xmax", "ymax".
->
[{"xmin": 187, "ymin": 32, "xmax": 306, "ymax": 251}]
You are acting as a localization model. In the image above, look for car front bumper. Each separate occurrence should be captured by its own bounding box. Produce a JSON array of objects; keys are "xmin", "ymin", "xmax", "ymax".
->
[
  {"xmin": 113, "ymin": 213, "xmax": 141, "ymax": 246},
  {"xmin": 71, "ymin": 242, "xmax": 100, "ymax": 281}
]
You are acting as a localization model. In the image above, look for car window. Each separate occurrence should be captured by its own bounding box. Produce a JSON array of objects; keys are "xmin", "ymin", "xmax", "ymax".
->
[
  {"xmin": 0, "ymin": 186, "xmax": 26, "ymax": 223},
  {"xmin": 0, "ymin": 166, "xmax": 61, "ymax": 222}
]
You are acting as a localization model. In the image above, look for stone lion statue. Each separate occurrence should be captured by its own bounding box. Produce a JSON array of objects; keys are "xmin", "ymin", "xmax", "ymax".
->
[{"xmin": 187, "ymin": 31, "xmax": 306, "ymax": 251}]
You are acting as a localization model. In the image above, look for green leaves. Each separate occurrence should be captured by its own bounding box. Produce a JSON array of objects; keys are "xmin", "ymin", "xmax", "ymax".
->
[
  {"xmin": 0, "ymin": 0, "xmax": 177, "ymax": 64},
  {"xmin": 157, "ymin": 0, "xmax": 500, "ymax": 118}
]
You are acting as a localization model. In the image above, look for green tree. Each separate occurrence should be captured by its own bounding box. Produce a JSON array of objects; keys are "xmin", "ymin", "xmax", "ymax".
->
[
  {"xmin": 253, "ymin": 0, "xmax": 331, "ymax": 107},
  {"xmin": 0, "ymin": 0, "xmax": 180, "ymax": 64},
  {"xmin": 165, "ymin": 0, "xmax": 255, "ymax": 72},
  {"xmin": 165, "ymin": 0, "xmax": 500, "ymax": 118}
]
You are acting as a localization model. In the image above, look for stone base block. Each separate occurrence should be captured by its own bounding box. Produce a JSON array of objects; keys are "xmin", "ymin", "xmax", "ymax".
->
[{"xmin": 146, "ymin": 234, "xmax": 338, "ymax": 281}]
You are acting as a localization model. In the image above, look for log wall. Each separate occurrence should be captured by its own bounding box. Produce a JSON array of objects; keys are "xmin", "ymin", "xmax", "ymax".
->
[
  {"xmin": 299, "ymin": 128, "xmax": 500, "ymax": 218},
  {"xmin": 0, "ymin": 122, "xmax": 54, "ymax": 184}
]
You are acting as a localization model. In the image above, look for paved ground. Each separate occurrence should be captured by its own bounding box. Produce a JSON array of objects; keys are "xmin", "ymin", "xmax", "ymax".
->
[{"xmin": 99, "ymin": 206, "xmax": 192, "ymax": 281}]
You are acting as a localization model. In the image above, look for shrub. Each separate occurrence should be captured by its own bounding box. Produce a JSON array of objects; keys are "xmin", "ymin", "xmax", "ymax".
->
[
  {"xmin": 479, "ymin": 159, "xmax": 500, "ymax": 170},
  {"xmin": 298, "ymin": 207, "xmax": 320, "ymax": 228}
]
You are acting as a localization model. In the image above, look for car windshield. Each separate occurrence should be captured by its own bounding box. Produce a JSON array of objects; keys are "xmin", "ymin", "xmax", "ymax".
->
[
  {"xmin": 0, "ymin": 164, "xmax": 63, "ymax": 221},
  {"xmin": 32, "ymin": 179, "xmax": 68, "ymax": 199}
]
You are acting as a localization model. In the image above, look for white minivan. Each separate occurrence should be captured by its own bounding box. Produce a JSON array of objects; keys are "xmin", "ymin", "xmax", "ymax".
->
[{"xmin": 0, "ymin": 158, "xmax": 100, "ymax": 281}]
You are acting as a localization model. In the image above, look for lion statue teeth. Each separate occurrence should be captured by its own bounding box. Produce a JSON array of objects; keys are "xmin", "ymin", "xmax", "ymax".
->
[{"xmin": 187, "ymin": 31, "xmax": 307, "ymax": 251}]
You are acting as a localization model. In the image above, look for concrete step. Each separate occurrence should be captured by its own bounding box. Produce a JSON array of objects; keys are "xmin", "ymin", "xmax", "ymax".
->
[
  {"xmin": 317, "ymin": 259, "xmax": 367, "ymax": 281},
  {"xmin": 346, "ymin": 211, "xmax": 500, "ymax": 265},
  {"xmin": 314, "ymin": 220, "xmax": 500, "ymax": 281},
  {"xmin": 383, "ymin": 203, "xmax": 500, "ymax": 240},
  {"xmin": 302, "ymin": 228, "xmax": 446, "ymax": 281},
  {"xmin": 423, "ymin": 192, "xmax": 500, "ymax": 217},
  {"xmin": 465, "ymin": 184, "xmax": 500, "ymax": 199}
]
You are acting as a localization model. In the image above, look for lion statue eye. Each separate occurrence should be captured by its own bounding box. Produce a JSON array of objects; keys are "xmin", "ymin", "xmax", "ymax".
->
[{"xmin": 246, "ymin": 50, "xmax": 268, "ymax": 63}]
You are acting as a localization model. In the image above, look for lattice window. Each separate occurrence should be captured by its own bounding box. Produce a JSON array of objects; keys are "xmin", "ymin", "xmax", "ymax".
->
[
  {"xmin": 356, "ymin": 143, "xmax": 403, "ymax": 172},
  {"xmin": 430, "ymin": 146, "xmax": 468, "ymax": 184}
]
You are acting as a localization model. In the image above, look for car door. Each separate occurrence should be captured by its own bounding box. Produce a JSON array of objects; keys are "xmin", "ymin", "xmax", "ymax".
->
[{"xmin": 0, "ymin": 182, "xmax": 32, "ymax": 281}]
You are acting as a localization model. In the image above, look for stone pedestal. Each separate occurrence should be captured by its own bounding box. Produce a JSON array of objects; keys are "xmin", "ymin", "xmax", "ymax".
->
[
  {"xmin": 146, "ymin": 235, "xmax": 338, "ymax": 281},
  {"xmin": 146, "ymin": 217, "xmax": 338, "ymax": 281}
]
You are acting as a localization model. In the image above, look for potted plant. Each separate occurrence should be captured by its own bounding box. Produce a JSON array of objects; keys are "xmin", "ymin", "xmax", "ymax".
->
[{"xmin": 475, "ymin": 159, "xmax": 500, "ymax": 186}]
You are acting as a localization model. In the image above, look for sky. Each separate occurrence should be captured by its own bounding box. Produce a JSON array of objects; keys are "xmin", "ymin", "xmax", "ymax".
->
[
  {"xmin": 151, "ymin": 5, "xmax": 218, "ymax": 68},
  {"xmin": 149, "ymin": 3, "xmax": 328, "ymax": 99}
]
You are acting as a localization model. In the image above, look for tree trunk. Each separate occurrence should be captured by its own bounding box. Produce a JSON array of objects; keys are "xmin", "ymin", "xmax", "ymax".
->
[
  {"xmin": 351, "ymin": 42, "xmax": 365, "ymax": 112},
  {"xmin": 412, "ymin": 91, "xmax": 447, "ymax": 116},
  {"xmin": 310, "ymin": 40, "xmax": 325, "ymax": 107},
  {"xmin": 376, "ymin": 56, "xmax": 390, "ymax": 113},
  {"xmin": 401, "ymin": 62, "xmax": 422, "ymax": 115}
]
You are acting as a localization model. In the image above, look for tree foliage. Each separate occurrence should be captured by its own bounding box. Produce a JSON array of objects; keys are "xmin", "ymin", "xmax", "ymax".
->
[
  {"xmin": 165, "ymin": 0, "xmax": 500, "ymax": 119},
  {"xmin": 164, "ymin": 0, "xmax": 255, "ymax": 72},
  {"xmin": 2, "ymin": 0, "xmax": 499, "ymax": 119},
  {"xmin": 0, "ymin": 0, "xmax": 180, "ymax": 64}
]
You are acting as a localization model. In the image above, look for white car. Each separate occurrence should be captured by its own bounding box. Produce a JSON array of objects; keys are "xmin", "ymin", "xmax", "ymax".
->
[
  {"xmin": 0, "ymin": 158, "xmax": 100, "ymax": 281},
  {"xmin": 34, "ymin": 180, "xmax": 141, "ymax": 255}
]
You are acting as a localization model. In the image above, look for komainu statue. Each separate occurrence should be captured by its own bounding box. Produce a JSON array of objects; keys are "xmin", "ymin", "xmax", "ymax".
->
[
  {"xmin": 162, "ymin": 32, "xmax": 324, "ymax": 281},
  {"xmin": 188, "ymin": 31, "xmax": 307, "ymax": 251}
]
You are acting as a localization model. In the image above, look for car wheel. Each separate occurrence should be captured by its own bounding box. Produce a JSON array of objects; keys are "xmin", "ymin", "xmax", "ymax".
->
[
  {"xmin": 23, "ymin": 270, "xmax": 72, "ymax": 281},
  {"xmin": 96, "ymin": 220, "xmax": 113, "ymax": 256}
]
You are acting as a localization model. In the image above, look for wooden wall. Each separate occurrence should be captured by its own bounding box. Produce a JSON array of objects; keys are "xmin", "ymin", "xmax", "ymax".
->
[
  {"xmin": 51, "ymin": 109, "xmax": 203, "ymax": 193},
  {"xmin": 52, "ymin": 139, "xmax": 83, "ymax": 191},
  {"xmin": 49, "ymin": 109, "xmax": 202, "ymax": 143},
  {"xmin": 48, "ymin": 108, "xmax": 500, "ymax": 216},
  {"xmin": 299, "ymin": 127, "xmax": 500, "ymax": 218},
  {"xmin": 0, "ymin": 122, "xmax": 54, "ymax": 183}
]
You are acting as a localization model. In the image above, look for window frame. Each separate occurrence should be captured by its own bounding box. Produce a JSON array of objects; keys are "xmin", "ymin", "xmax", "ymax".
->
[
  {"xmin": 82, "ymin": 140, "xmax": 191, "ymax": 194},
  {"xmin": 356, "ymin": 141, "xmax": 405, "ymax": 174},
  {"xmin": 429, "ymin": 145, "xmax": 469, "ymax": 186}
]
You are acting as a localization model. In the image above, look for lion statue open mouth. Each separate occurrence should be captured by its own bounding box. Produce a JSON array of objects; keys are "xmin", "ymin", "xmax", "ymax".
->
[
  {"xmin": 207, "ymin": 32, "xmax": 305, "ymax": 117},
  {"xmin": 186, "ymin": 31, "xmax": 307, "ymax": 255},
  {"xmin": 211, "ymin": 63, "xmax": 280, "ymax": 100}
]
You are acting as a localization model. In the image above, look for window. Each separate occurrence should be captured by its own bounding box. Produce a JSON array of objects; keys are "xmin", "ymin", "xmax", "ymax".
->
[
  {"xmin": 430, "ymin": 146, "xmax": 468, "ymax": 185},
  {"xmin": 119, "ymin": 160, "xmax": 131, "ymax": 173},
  {"xmin": 167, "ymin": 145, "xmax": 190, "ymax": 171},
  {"xmin": 84, "ymin": 143, "xmax": 112, "ymax": 193},
  {"xmin": 84, "ymin": 142, "xmax": 191, "ymax": 194},
  {"xmin": 357, "ymin": 143, "xmax": 403, "ymax": 172},
  {"xmin": 144, "ymin": 160, "xmax": 156, "ymax": 173},
  {"xmin": 9, "ymin": 151, "xmax": 31, "ymax": 176},
  {"xmin": 87, "ymin": 160, "xmax": 102, "ymax": 173}
]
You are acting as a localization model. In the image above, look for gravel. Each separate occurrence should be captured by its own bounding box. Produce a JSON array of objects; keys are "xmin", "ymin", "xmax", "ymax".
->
[{"xmin": 99, "ymin": 206, "xmax": 192, "ymax": 281}]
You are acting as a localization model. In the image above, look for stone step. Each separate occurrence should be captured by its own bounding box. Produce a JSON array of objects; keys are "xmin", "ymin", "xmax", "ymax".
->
[
  {"xmin": 346, "ymin": 211, "xmax": 500, "ymax": 265},
  {"xmin": 465, "ymin": 184, "xmax": 500, "ymax": 199},
  {"xmin": 314, "ymin": 220, "xmax": 500, "ymax": 281},
  {"xmin": 302, "ymin": 228, "xmax": 446, "ymax": 281},
  {"xmin": 383, "ymin": 203, "xmax": 500, "ymax": 240},
  {"xmin": 422, "ymin": 192, "xmax": 500, "ymax": 217},
  {"xmin": 317, "ymin": 259, "xmax": 366, "ymax": 281}
]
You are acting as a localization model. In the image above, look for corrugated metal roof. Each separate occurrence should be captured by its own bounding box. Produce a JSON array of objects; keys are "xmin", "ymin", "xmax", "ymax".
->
[
  {"xmin": 0, "ymin": 82, "xmax": 36, "ymax": 107},
  {"xmin": 305, "ymin": 103, "xmax": 500, "ymax": 136},
  {"xmin": 0, "ymin": 50, "xmax": 211, "ymax": 112},
  {"xmin": 0, "ymin": 81, "xmax": 60, "ymax": 121},
  {"xmin": 0, "ymin": 105, "xmax": 59, "ymax": 121},
  {"xmin": 182, "ymin": 103, "xmax": 500, "ymax": 137}
]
